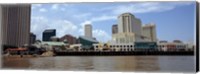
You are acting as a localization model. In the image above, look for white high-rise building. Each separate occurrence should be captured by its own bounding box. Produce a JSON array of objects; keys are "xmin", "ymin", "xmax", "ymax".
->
[
  {"xmin": 118, "ymin": 13, "xmax": 142, "ymax": 35},
  {"xmin": 84, "ymin": 24, "xmax": 92, "ymax": 38},
  {"xmin": 112, "ymin": 13, "xmax": 148, "ymax": 43},
  {"xmin": 142, "ymin": 23, "xmax": 157, "ymax": 42}
]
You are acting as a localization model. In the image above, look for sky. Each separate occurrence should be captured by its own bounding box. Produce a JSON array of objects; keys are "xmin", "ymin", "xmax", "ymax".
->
[{"xmin": 31, "ymin": 2, "xmax": 196, "ymax": 44}]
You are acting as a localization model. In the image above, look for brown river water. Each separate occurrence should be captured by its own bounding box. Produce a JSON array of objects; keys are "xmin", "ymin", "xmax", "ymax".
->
[{"xmin": 1, "ymin": 56, "xmax": 195, "ymax": 72}]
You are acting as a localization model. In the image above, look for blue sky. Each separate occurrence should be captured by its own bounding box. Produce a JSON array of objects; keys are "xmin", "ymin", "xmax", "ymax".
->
[{"xmin": 31, "ymin": 2, "xmax": 196, "ymax": 43}]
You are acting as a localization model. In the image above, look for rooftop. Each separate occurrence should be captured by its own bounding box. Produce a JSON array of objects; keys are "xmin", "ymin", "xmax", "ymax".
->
[
  {"xmin": 44, "ymin": 29, "xmax": 56, "ymax": 33},
  {"xmin": 79, "ymin": 36, "xmax": 98, "ymax": 43},
  {"xmin": 41, "ymin": 41, "xmax": 67, "ymax": 46}
]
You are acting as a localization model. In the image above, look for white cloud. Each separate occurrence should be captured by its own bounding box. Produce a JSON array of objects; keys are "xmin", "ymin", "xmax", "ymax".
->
[
  {"xmin": 60, "ymin": 8, "xmax": 65, "ymax": 11},
  {"xmin": 39, "ymin": 8, "xmax": 47, "ymax": 12},
  {"xmin": 35, "ymin": 4, "xmax": 42, "ymax": 7},
  {"xmin": 31, "ymin": 16, "xmax": 78, "ymax": 40},
  {"xmin": 51, "ymin": 20, "xmax": 78, "ymax": 38},
  {"xmin": 72, "ymin": 13, "xmax": 92, "ymax": 20},
  {"xmin": 78, "ymin": 20, "xmax": 92, "ymax": 36},
  {"xmin": 93, "ymin": 29, "xmax": 111, "ymax": 42},
  {"xmin": 78, "ymin": 20, "xmax": 111, "ymax": 42},
  {"xmin": 51, "ymin": 4, "xmax": 59, "ymax": 10},
  {"xmin": 99, "ymin": 2, "xmax": 193, "ymax": 15},
  {"xmin": 90, "ymin": 15, "xmax": 116, "ymax": 22},
  {"xmin": 32, "ymin": 4, "xmax": 42, "ymax": 9},
  {"xmin": 31, "ymin": 16, "xmax": 49, "ymax": 40}
]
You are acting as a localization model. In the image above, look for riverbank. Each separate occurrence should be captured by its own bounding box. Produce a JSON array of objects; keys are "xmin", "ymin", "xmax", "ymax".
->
[
  {"xmin": 55, "ymin": 51, "xmax": 194, "ymax": 56},
  {"xmin": 3, "ymin": 51, "xmax": 194, "ymax": 57}
]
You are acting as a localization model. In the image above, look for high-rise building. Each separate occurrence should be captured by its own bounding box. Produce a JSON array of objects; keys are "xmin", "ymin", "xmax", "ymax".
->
[
  {"xmin": 142, "ymin": 23, "xmax": 157, "ymax": 42},
  {"xmin": 1, "ymin": 5, "xmax": 31, "ymax": 47},
  {"xmin": 112, "ymin": 24, "xmax": 118, "ymax": 34},
  {"xmin": 112, "ymin": 13, "xmax": 147, "ymax": 43},
  {"xmin": 30, "ymin": 33, "xmax": 36, "ymax": 44},
  {"xmin": 118, "ymin": 13, "xmax": 142, "ymax": 35},
  {"xmin": 85, "ymin": 24, "xmax": 92, "ymax": 38},
  {"xmin": 42, "ymin": 29, "xmax": 56, "ymax": 41},
  {"xmin": 60, "ymin": 34, "xmax": 77, "ymax": 44}
]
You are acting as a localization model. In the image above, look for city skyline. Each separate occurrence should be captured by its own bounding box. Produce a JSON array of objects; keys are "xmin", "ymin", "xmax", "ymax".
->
[{"xmin": 31, "ymin": 2, "xmax": 196, "ymax": 44}]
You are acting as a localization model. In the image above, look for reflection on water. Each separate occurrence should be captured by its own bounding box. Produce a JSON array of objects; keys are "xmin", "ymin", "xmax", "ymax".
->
[{"xmin": 2, "ymin": 56, "xmax": 195, "ymax": 72}]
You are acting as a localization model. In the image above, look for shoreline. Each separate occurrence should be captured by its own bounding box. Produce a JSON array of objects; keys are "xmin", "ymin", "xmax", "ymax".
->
[
  {"xmin": 3, "ymin": 51, "xmax": 194, "ymax": 57},
  {"xmin": 54, "ymin": 51, "xmax": 194, "ymax": 56}
]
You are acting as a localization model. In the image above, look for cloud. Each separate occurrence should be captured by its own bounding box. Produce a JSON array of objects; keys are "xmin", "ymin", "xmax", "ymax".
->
[
  {"xmin": 99, "ymin": 2, "xmax": 193, "ymax": 15},
  {"xmin": 51, "ymin": 4, "xmax": 59, "ymax": 10},
  {"xmin": 51, "ymin": 4, "xmax": 69, "ymax": 11},
  {"xmin": 78, "ymin": 20, "xmax": 112, "ymax": 42},
  {"xmin": 32, "ymin": 4, "xmax": 42, "ymax": 9},
  {"xmin": 78, "ymin": 20, "xmax": 92, "ymax": 36},
  {"xmin": 39, "ymin": 8, "xmax": 47, "ymax": 12},
  {"xmin": 93, "ymin": 29, "xmax": 111, "ymax": 42},
  {"xmin": 31, "ymin": 16, "xmax": 49, "ymax": 40},
  {"xmin": 72, "ymin": 13, "xmax": 92, "ymax": 21},
  {"xmin": 60, "ymin": 8, "xmax": 65, "ymax": 11},
  {"xmin": 31, "ymin": 16, "xmax": 78, "ymax": 40},
  {"xmin": 90, "ymin": 15, "xmax": 116, "ymax": 22}
]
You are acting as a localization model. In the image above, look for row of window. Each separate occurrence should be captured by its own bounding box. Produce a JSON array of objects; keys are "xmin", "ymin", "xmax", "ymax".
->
[
  {"xmin": 158, "ymin": 45, "xmax": 186, "ymax": 48},
  {"xmin": 94, "ymin": 45, "xmax": 134, "ymax": 48}
]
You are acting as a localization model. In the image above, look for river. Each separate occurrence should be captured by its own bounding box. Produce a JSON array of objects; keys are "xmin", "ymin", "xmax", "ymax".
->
[{"xmin": 2, "ymin": 56, "xmax": 195, "ymax": 72}]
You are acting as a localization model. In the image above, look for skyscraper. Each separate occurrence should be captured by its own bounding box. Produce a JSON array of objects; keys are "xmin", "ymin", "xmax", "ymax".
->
[
  {"xmin": 112, "ymin": 24, "xmax": 118, "ymax": 34},
  {"xmin": 112, "ymin": 13, "xmax": 146, "ymax": 43},
  {"xmin": 85, "ymin": 24, "xmax": 92, "ymax": 38},
  {"xmin": 42, "ymin": 29, "xmax": 56, "ymax": 41},
  {"xmin": 142, "ymin": 23, "xmax": 157, "ymax": 42},
  {"xmin": 118, "ymin": 13, "xmax": 142, "ymax": 35},
  {"xmin": 1, "ymin": 5, "xmax": 31, "ymax": 47}
]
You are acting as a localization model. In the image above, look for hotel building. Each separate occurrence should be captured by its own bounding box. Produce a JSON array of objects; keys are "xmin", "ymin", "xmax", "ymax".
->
[
  {"xmin": 112, "ymin": 13, "xmax": 150, "ymax": 44},
  {"xmin": 142, "ymin": 23, "xmax": 157, "ymax": 42}
]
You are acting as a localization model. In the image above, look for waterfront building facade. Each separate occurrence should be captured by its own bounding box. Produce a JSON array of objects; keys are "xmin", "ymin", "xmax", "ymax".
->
[
  {"xmin": 112, "ymin": 32, "xmax": 150, "ymax": 44},
  {"xmin": 93, "ymin": 43, "xmax": 134, "ymax": 51},
  {"xmin": 1, "ymin": 5, "xmax": 31, "ymax": 47},
  {"xmin": 79, "ymin": 36, "xmax": 98, "ymax": 50},
  {"xmin": 42, "ymin": 29, "xmax": 56, "ymax": 41},
  {"xmin": 157, "ymin": 41, "xmax": 187, "ymax": 51},
  {"xmin": 142, "ymin": 23, "xmax": 157, "ymax": 42}
]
